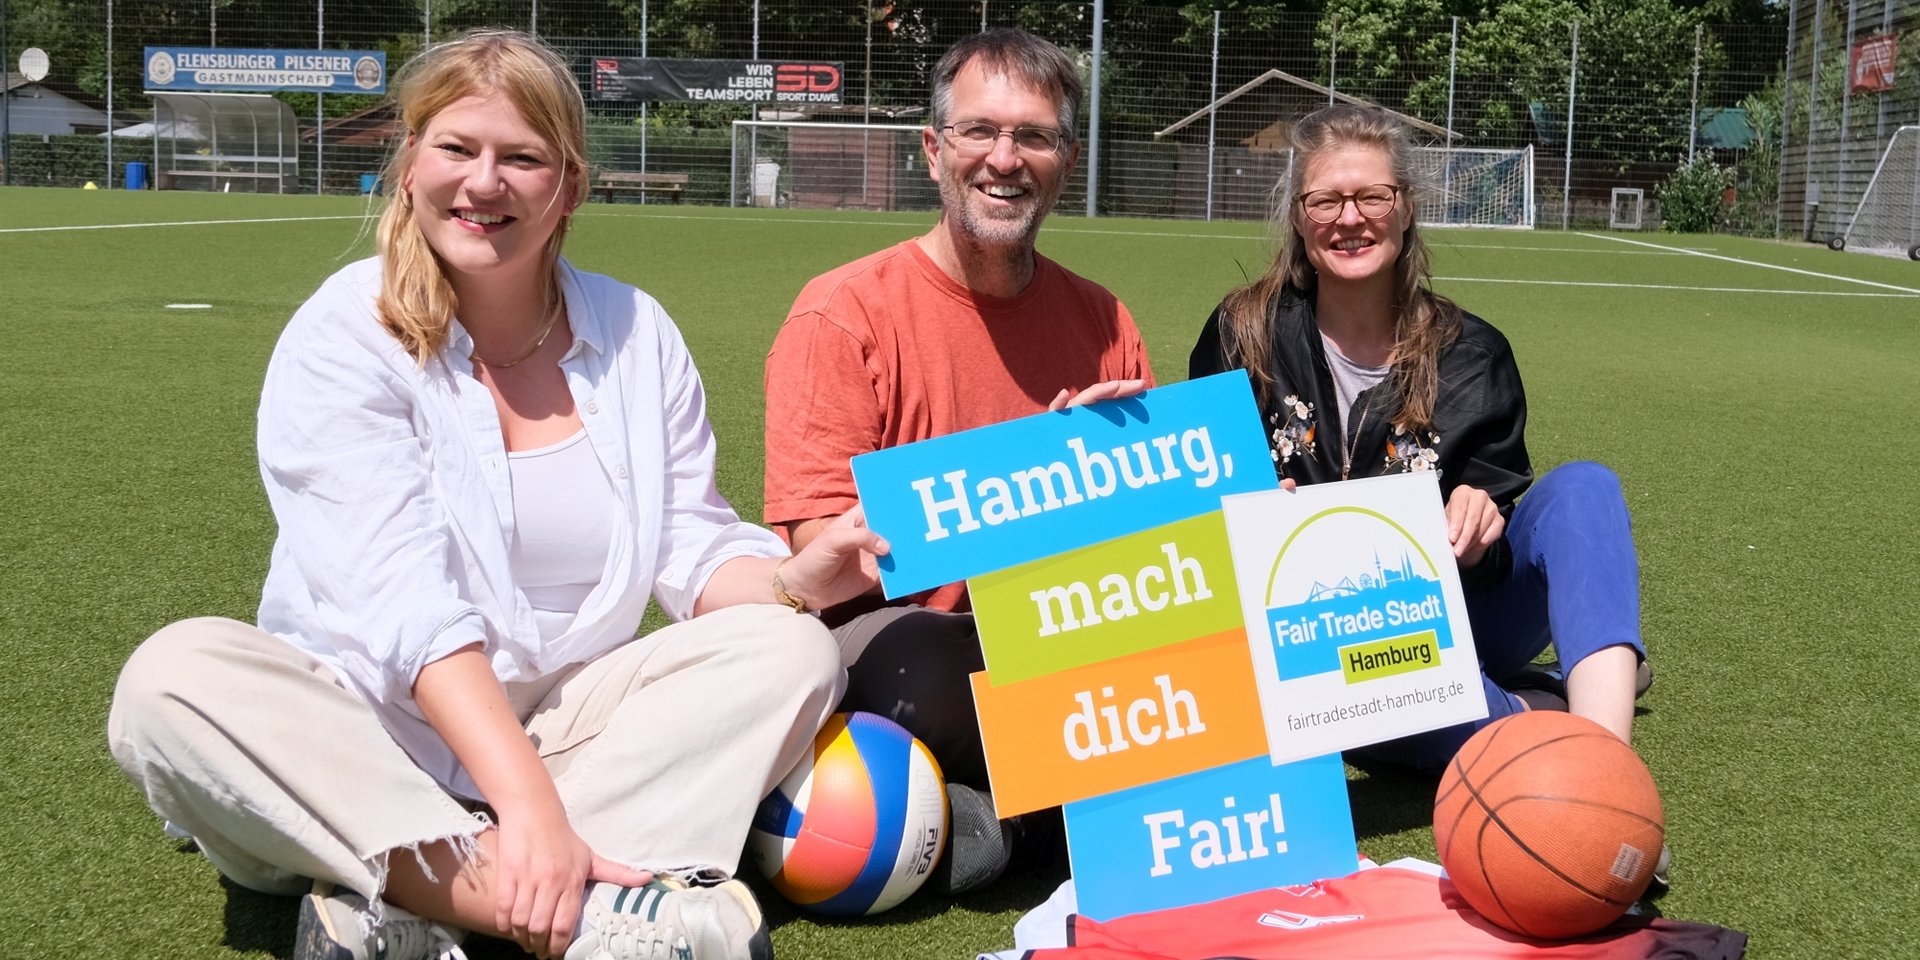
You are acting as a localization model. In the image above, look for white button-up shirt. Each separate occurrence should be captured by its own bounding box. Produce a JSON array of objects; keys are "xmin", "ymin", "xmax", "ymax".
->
[{"xmin": 255, "ymin": 258, "xmax": 786, "ymax": 795}]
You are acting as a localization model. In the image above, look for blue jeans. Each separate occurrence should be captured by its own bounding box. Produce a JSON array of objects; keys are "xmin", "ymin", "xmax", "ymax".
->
[{"xmin": 1355, "ymin": 460, "xmax": 1646, "ymax": 772}]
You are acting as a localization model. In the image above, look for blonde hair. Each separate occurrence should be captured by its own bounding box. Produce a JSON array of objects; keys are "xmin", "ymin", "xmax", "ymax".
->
[
  {"xmin": 1219, "ymin": 104, "xmax": 1461, "ymax": 434},
  {"xmin": 375, "ymin": 30, "xmax": 588, "ymax": 365}
]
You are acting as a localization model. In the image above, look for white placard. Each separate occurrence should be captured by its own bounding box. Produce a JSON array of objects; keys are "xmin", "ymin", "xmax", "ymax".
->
[{"xmin": 1222, "ymin": 471, "xmax": 1488, "ymax": 764}]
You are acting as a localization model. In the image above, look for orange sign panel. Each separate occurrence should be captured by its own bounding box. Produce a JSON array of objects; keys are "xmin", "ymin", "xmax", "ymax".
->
[{"xmin": 971, "ymin": 629, "xmax": 1270, "ymax": 817}]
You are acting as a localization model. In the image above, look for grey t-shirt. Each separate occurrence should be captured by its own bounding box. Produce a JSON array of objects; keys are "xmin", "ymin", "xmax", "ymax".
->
[{"xmin": 1321, "ymin": 332, "xmax": 1391, "ymax": 432}]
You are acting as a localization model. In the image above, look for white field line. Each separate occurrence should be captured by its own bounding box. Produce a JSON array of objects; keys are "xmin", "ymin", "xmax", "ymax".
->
[
  {"xmin": 1437, "ymin": 275, "xmax": 1919, "ymax": 298},
  {"xmin": 0, "ymin": 214, "xmax": 365, "ymax": 234},
  {"xmin": 1436, "ymin": 242, "xmax": 1712, "ymax": 255},
  {"xmin": 586, "ymin": 210, "xmax": 1714, "ymax": 253},
  {"xmin": 1579, "ymin": 232, "xmax": 1920, "ymax": 295}
]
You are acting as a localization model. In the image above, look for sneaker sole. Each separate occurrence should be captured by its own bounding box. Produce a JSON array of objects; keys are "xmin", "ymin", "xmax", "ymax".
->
[
  {"xmin": 294, "ymin": 885, "xmax": 360, "ymax": 960},
  {"xmin": 713, "ymin": 881, "xmax": 774, "ymax": 960}
]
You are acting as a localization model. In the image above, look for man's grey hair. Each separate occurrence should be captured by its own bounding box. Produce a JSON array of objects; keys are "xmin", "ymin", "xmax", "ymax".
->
[{"xmin": 928, "ymin": 29, "xmax": 1082, "ymax": 143}]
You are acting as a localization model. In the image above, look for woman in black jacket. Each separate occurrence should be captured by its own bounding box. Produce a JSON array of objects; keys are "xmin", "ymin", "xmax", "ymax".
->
[{"xmin": 1190, "ymin": 104, "xmax": 1647, "ymax": 772}]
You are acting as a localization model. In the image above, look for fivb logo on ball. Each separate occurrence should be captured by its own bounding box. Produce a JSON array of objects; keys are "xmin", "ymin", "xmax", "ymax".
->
[{"xmin": 1223, "ymin": 472, "xmax": 1490, "ymax": 765}]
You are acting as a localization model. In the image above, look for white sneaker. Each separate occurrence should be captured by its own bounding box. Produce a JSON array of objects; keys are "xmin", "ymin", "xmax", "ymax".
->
[
  {"xmin": 565, "ymin": 878, "xmax": 772, "ymax": 960},
  {"xmin": 294, "ymin": 880, "xmax": 467, "ymax": 960}
]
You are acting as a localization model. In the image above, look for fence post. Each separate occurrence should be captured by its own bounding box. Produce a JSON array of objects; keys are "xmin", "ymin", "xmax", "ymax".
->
[
  {"xmin": 1805, "ymin": 0, "xmax": 1823, "ymax": 239},
  {"xmin": 1445, "ymin": 17, "xmax": 1458, "ymax": 212},
  {"xmin": 1838, "ymin": 0, "xmax": 1856, "ymax": 227},
  {"xmin": 424, "ymin": 0, "xmax": 429, "ymax": 47},
  {"xmin": 1086, "ymin": 0, "xmax": 1104, "ymax": 218},
  {"xmin": 531, "ymin": 0, "xmax": 538, "ymax": 36},
  {"xmin": 749, "ymin": 0, "xmax": 760, "ymax": 199},
  {"xmin": 864, "ymin": 2, "xmax": 874, "ymax": 207},
  {"xmin": 1206, "ymin": 10, "xmax": 1220, "ymax": 222},
  {"xmin": 1877, "ymin": 0, "xmax": 1892, "ymax": 136},
  {"xmin": 317, "ymin": 0, "xmax": 324, "ymax": 195},
  {"xmin": 640, "ymin": 0, "xmax": 648, "ymax": 189},
  {"xmin": 1562, "ymin": 19, "xmax": 1577, "ymax": 230},
  {"xmin": 107, "ymin": 0, "xmax": 114, "ymax": 187},
  {"xmin": 1778, "ymin": 0, "xmax": 1796, "ymax": 238},
  {"xmin": 211, "ymin": 0, "xmax": 217, "ymax": 45},
  {"xmin": 1688, "ymin": 24, "xmax": 1701, "ymax": 164},
  {"xmin": 1327, "ymin": 17, "xmax": 1338, "ymax": 106},
  {"xmin": 2, "ymin": 0, "xmax": 11, "ymax": 187}
]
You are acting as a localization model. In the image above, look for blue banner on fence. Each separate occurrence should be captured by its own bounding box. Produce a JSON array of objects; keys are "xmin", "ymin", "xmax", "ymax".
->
[
  {"xmin": 1063, "ymin": 753, "xmax": 1357, "ymax": 921},
  {"xmin": 144, "ymin": 47, "xmax": 386, "ymax": 93},
  {"xmin": 849, "ymin": 372, "xmax": 1276, "ymax": 598}
]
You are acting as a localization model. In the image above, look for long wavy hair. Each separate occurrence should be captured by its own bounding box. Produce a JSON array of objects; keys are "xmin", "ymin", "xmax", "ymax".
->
[
  {"xmin": 1219, "ymin": 104, "xmax": 1461, "ymax": 434},
  {"xmin": 375, "ymin": 30, "xmax": 588, "ymax": 365}
]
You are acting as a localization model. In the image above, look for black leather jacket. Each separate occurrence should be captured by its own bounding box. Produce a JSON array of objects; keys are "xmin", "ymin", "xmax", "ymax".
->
[{"xmin": 1189, "ymin": 286, "xmax": 1532, "ymax": 586}]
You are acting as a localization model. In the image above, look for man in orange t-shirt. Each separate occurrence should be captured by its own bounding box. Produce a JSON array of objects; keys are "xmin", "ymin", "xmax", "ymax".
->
[{"xmin": 764, "ymin": 29, "xmax": 1152, "ymax": 894}]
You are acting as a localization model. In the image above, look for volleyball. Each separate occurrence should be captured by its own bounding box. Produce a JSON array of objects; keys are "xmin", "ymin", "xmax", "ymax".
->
[{"xmin": 747, "ymin": 712, "xmax": 949, "ymax": 917}]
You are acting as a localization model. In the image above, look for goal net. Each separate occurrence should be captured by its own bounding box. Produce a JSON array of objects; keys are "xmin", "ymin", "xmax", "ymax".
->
[
  {"xmin": 1840, "ymin": 126, "xmax": 1920, "ymax": 259},
  {"xmin": 1418, "ymin": 145, "xmax": 1535, "ymax": 229},
  {"xmin": 730, "ymin": 120, "xmax": 931, "ymax": 212}
]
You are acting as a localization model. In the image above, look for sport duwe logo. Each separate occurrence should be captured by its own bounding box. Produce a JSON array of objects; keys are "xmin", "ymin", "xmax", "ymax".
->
[{"xmin": 1263, "ymin": 508, "xmax": 1452, "ymax": 682}]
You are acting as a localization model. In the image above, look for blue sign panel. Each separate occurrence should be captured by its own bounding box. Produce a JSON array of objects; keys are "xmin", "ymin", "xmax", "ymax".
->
[
  {"xmin": 1063, "ymin": 753, "xmax": 1357, "ymax": 921},
  {"xmin": 1266, "ymin": 578, "xmax": 1455, "ymax": 680},
  {"xmin": 850, "ymin": 372, "xmax": 1276, "ymax": 598},
  {"xmin": 144, "ymin": 47, "xmax": 387, "ymax": 93}
]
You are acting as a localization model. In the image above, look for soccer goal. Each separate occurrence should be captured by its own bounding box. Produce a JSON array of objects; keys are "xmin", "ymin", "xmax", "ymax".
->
[
  {"xmin": 1419, "ymin": 145, "xmax": 1535, "ymax": 229},
  {"xmin": 1838, "ymin": 126, "xmax": 1920, "ymax": 261},
  {"xmin": 730, "ymin": 120, "xmax": 931, "ymax": 212}
]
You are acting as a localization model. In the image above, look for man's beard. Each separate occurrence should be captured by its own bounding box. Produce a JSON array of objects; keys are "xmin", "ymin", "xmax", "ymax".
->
[{"xmin": 936, "ymin": 158, "xmax": 1059, "ymax": 248}]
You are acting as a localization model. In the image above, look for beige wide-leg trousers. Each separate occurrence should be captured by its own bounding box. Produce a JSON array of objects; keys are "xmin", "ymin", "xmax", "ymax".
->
[{"xmin": 107, "ymin": 604, "xmax": 843, "ymax": 901}]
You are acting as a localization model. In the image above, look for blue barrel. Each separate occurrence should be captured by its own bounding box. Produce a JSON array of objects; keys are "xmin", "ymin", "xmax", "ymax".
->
[
  {"xmin": 125, "ymin": 162, "xmax": 149, "ymax": 191},
  {"xmin": 360, "ymin": 172, "xmax": 380, "ymax": 195}
]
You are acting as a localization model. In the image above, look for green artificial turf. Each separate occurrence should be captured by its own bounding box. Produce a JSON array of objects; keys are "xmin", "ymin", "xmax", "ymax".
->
[{"xmin": 3, "ymin": 186, "xmax": 1916, "ymax": 959}]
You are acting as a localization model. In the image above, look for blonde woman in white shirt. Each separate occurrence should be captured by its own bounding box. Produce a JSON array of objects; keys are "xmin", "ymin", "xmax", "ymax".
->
[{"xmin": 107, "ymin": 31, "xmax": 885, "ymax": 960}]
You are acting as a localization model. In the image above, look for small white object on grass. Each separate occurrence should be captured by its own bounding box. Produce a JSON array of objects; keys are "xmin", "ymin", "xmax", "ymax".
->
[{"xmin": 166, "ymin": 304, "xmax": 213, "ymax": 310}]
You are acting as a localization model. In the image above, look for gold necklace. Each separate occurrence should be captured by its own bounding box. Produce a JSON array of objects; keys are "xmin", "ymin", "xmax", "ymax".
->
[{"xmin": 470, "ymin": 299, "xmax": 562, "ymax": 369}]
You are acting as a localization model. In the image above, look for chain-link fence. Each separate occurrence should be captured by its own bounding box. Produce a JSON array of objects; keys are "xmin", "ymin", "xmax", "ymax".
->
[
  {"xmin": 2, "ymin": 2, "xmax": 1823, "ymax": 235},
  {"xmin": 1780, "ymin": 0, "xmax": 1920, "ymax": 248}
]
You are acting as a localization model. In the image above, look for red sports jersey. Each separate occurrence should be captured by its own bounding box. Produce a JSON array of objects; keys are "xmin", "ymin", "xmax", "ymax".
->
[{"xmin": 1025, "ymin": 867, "xmax": 1745, "ymax": 960}]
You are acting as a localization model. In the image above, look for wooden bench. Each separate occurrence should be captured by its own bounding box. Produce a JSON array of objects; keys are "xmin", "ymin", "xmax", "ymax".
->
[
  {"xmin": 595, "ymin": 171, "xmax": 688, "ymax": 204},
  {"xmin": 158, "ymin": 156, "xmax": 294, "ymax": 193}
]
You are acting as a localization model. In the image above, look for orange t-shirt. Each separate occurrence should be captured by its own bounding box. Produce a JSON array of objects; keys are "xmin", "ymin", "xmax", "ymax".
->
[{"xmin": 764, "ymin": 238, "xmax": 1152, "ymax": 613}]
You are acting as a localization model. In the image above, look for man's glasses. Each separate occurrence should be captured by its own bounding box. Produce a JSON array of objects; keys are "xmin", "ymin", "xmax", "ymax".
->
[
  {"xmin": 1297, "ymin": 184, "xmax": 1402, "ymax": 224},
  {"xmin": 941, "ymin": 121, "xmax": 1067, "ymax": 156}
]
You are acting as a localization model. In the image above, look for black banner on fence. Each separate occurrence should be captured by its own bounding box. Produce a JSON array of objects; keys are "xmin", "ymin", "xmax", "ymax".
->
[{"xmin": 591, "ymin": 58, "xmax": 844, "ymax": 104}]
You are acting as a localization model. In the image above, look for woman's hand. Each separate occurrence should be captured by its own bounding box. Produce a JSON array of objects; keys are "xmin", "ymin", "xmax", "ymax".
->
[
  {"xmin": 1445, "ymin": 484, "xmax": 1505, "ymax": 569},
  {"xmin": 1048, "ymin": 378, "xmax": 1148, "ymax": 412},
  {"xmin": 776, "ymin": 505, "xmax": 890, "ymax": 611},
  {"xmin": 413, "ymin": 648, "xmax": 648, "ymax": 956},
  {"xmin": 493, "ymin": 802, "xmax": 651, "ymax": 959}
]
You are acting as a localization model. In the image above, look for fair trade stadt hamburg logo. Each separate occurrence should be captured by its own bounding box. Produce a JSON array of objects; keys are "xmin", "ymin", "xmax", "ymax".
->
[{"xmin": 1263, "ymin": 507, "xmax": 1453, "ymax": 686}]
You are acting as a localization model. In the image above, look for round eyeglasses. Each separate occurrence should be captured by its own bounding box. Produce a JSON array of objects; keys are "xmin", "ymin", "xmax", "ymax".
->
[
  {"xmin": 941, "ymin": 121, "xmax": 1067, "ymax": 157},
  {"xmin": 1297, "ymin": 184, "xmax": 1403, "ymax": 224}
]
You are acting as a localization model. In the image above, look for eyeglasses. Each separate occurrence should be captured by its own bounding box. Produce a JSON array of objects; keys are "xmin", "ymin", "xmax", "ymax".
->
[
  {"xmin": 1297, "ymin": 184, "xmax": 1402, "ymax": 224},
  {"xmin": 941, "ymin": 121, "xmax": 1067, "ymax": 156}
]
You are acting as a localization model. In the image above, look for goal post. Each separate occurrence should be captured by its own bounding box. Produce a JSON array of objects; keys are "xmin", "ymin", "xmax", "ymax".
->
[
  {"xmin": 730, "ymin": 119, "xmax": 930, "ymax": 212},
  {"xmin": 1420, "ymin": 145, "xmax": 1535, "ymax": 229},
  {"xmin": 1839, "ymin": 126, "xmax": 1920, "ymax": 260}
]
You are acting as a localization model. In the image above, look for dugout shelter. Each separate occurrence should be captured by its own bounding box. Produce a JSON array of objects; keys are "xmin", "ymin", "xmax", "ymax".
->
[{"xmin": 144, "ymin": 92, "xmax": 299, "ymax": 193}]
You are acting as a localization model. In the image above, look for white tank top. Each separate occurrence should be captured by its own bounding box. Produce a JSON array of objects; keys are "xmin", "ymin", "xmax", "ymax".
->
[{"xmin": 507, "ymin": 429, "xmax": 615, "ymax": 642}]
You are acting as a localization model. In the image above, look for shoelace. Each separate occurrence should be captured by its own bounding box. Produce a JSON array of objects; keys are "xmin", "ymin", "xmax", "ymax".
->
[
  {"xmin": 598, "ymin": 910, "xmax": 694, "ymax": 960},
  {"xmin": 379, "ymin": 917, "xmax": 468, "ymax": 960}
]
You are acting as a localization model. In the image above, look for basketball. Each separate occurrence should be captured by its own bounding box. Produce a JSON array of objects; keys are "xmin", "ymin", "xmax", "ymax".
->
[
  {"xmin": 1434, "ymin": 711, "xmax": 1664, "ymax": 939},
  {"xmin": 747, "ymin": 712, "xmax": 949, "ymax": 917}
]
